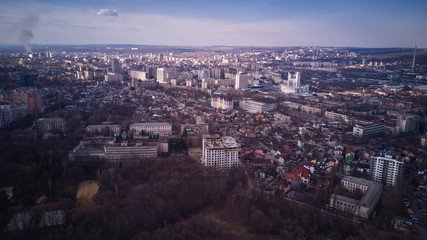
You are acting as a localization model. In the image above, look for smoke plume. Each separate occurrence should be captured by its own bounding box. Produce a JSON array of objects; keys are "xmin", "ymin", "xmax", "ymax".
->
[{"xmin": 18, "ymin": 14, "xmax": 39, "ymax": 53}]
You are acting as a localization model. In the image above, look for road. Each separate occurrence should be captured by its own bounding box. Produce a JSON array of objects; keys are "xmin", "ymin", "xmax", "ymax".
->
[{"xmin": 403, "ymin": 165, "xmax": 426, "ymax": 238}]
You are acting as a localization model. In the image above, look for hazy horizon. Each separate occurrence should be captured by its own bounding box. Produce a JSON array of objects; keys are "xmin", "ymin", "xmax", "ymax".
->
[{"xmin": 1, "ymin": 0, "xmax": 427, "ymax": 48}]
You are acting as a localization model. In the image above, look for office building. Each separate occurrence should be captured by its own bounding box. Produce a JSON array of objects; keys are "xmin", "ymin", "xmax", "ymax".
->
[
  {"xmin": 370, "ymin": 152, "xmax": 404, "ymax": 186},
  {"xmin": 353, "ymin": 123, "xmax": 385, "ymax": 138},
  {"xmin": 240, "ymin": 99, "xmax": 276, "ymax": 114},
  {"xmin": 202, "ymin": 134, "xmax": 239, "ymax": 169},
  {"xmin": 104, "ymin": 141, "xmax": 158, "ymax": 164},
  {"xmin": 129, "ymin": 122, "xmax": 172, "ymax": 136}
]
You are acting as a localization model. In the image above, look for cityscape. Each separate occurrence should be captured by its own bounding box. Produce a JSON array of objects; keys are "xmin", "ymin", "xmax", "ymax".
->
[{"xmin": 1, "ymin": 1, "xmax": 427, "ymax": 240}]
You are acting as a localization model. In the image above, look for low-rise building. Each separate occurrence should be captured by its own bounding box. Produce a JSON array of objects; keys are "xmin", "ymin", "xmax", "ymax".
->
[
  {"xmin": 352, "ymin": 123, "xmax": 384, "ymax": 138},
  {"xmin": 104, "ymin": 140, "xmax": 158, "ymax": 164},
  {"xmin": 325, "ymin": 111, "xmax": 349, "ymax": 123},
  {"xmin": 329, "ymin": 176, "xmax": 382, "ymax": 219},
  {"xmin": 129, "ymin": 122, "xmax": 172, "ymax": 136},
  {"xmin": 35, "ymin": 118, "xmax": 66, "ymax": 133},
  {"xmin": 86, "ymin": 124, "xmax": 121, "ymax": 136},
  {"xmin": 240, "ymin": 99, "xmax": 276, "ymax": 114}
]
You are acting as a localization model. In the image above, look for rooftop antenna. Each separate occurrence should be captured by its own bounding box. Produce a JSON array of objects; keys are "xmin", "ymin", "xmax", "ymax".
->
[{"xmin": 411, "ymin": 46, "xmax": 417, "ymax": 73}]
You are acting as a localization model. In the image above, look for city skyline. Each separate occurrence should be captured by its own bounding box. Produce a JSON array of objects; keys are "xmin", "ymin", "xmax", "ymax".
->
[{"xmin": 0, "ymin": 0, "xmax": 427, "ymax": 48}]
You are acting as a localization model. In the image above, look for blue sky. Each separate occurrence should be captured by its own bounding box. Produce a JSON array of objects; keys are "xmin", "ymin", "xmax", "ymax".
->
[{"xmin": 1, "ymin": 0, "xmax": 426, "ymax": 47}]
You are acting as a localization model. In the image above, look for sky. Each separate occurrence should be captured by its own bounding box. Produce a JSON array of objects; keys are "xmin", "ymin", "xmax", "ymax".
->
[{"xmin": 0, "ymin": 0, "xmax": 426, "ymax": 48}]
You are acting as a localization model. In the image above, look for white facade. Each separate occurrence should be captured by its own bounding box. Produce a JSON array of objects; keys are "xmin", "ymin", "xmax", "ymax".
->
[
  {"xmin": 157, "ymin": 67, "xmax": 176, "ymax": 84},
  {"xmin": 202, "ymin": 135, "xmax": 239, "ymax": 169},
  {"xmin": 130, "ymin": 70, "xmax": 147, "ymax": 81},
  {"xmin": 235, "ymin": 72, "xmax": 248, "ymax": 90},
  {"xmin": 287, "ymin": 72, "xmax": 301, "ymax": 88},
  {"xmin": 156, "ymin": 68, "xmax": 167, "ymax": 83},
  {"xmin": 240, "ymin": 99, "xmax": 276, "ymax": 114},
  {"xmin": 370, "ymin": 152, "xmax": 404, "ymax": 186},
  {"xmin": 353, "ymin": 123, "xmax": 385, "ymax": 138},
  {"xmin": 281, "ymin": 72, "xmax": 309, "ymax": 94},
  {"xmin": 129, "ymin": 122, "xmax": 172, "ymax": 135},
  {"xmin": 105, "ymin": 73, "xmax": 123, "ymax": 82},
  {"xmin": 211, "ymin": 96, "xmax": 233, "ymax": 111}
]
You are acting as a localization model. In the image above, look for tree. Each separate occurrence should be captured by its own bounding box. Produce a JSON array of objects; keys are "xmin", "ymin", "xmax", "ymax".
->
[{"xmin": 0, "ymin": 190, "xmax": 11, "ymax": 216}]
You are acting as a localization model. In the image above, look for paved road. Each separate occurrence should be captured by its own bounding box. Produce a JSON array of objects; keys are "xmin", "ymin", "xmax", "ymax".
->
[{"xmin": 403, "ymin": 166, "xmax": 426, "ymax": 238}]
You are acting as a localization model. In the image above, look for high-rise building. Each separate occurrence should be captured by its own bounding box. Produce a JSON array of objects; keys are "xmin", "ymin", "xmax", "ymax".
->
[
  {"xmin": 235, "ymin": 72, "xmax": 248, "ymax": 90},
  {"xmin": 0, "ymin": 102, "xmax": 14, "ymax": 128},
  {"xmin": 202, "ymin": 135, "xmax": 239, "ymax": 169},
  {"xmin": 287, "ymin": 72, "xmax": 300, "ymax": 88},
  {"xmin": 112, "ymin": 59, "xmax": 120, "ymax": 73},
  {"xmin": 11, "ymin": 88, "xmax": 42, "ymax": 114},
  {"xmin": 211, "ymin": 95, "xmax": 233, "ymax": 111},
  {"xmin": 156, "ymin": 67, "xmax": 175, "ymax": 84},
  {"xmin": 397, "ymin": 114, "xmax": 419, "ymax": 133},
  {"xmin": 281, "ymin": 72, "xmax": 309, "ymax": 94},
  {"xmin": 197, "ymin": 69, "xmax": 210, "ymax": 80},
  {"xmin": 370, "ymin": 152, "xmax": 404, "ymax": 186},
  {"xmin": 157, "ymin": 68, "xmax": 166, "ymax": 83}
]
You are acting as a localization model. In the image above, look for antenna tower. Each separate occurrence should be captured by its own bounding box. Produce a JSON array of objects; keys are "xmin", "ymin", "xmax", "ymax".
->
[{"xmin": 411, "ymin": 46, "xmax": 417, "ymax": 73}]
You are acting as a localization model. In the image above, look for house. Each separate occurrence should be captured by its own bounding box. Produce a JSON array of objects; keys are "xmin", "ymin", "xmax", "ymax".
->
[
  {"xmin": 285, "ymin": 166, "xmax": 311, "ymax": 184},
  {"xmin": 298, "ymin": 139, "xmax": 309, "ymax": 148},
  {"xmin": 345, "ymin": 146, "xmax": 355, "ymax": 160}
]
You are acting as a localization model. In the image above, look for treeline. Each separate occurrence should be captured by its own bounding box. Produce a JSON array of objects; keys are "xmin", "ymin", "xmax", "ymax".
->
[{"xmin": 2, "ymin": 159, "xmax": 406, "ymax": 240}]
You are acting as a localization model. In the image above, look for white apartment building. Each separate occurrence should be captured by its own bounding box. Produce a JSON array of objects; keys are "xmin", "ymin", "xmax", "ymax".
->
[
  {"xmin": 156, "ymin": 68, "xmax": 167, "ymax": 83},
  {"xmin": 370, "ymin": 152, "xmax": 404, "ymax": 186},
  {"xmin": 235, "ymin": 72, "xmax": 248, "ymax": 90},
  {"xmin": 129, "ymin": 122, "xmax": 172, "ymax": 136},
  {"xmin": 202, "ymin": 135, "xmax": 239, "ymax": 169},
  {"xmin": 211, "ymin": 95, "xmax": 233, "ymax": 111}
]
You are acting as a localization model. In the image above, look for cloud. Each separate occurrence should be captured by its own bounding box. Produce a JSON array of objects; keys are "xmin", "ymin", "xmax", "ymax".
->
[{"xmin": 96, "ymin": 9, "xmax": 118, "ymax": 17}]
